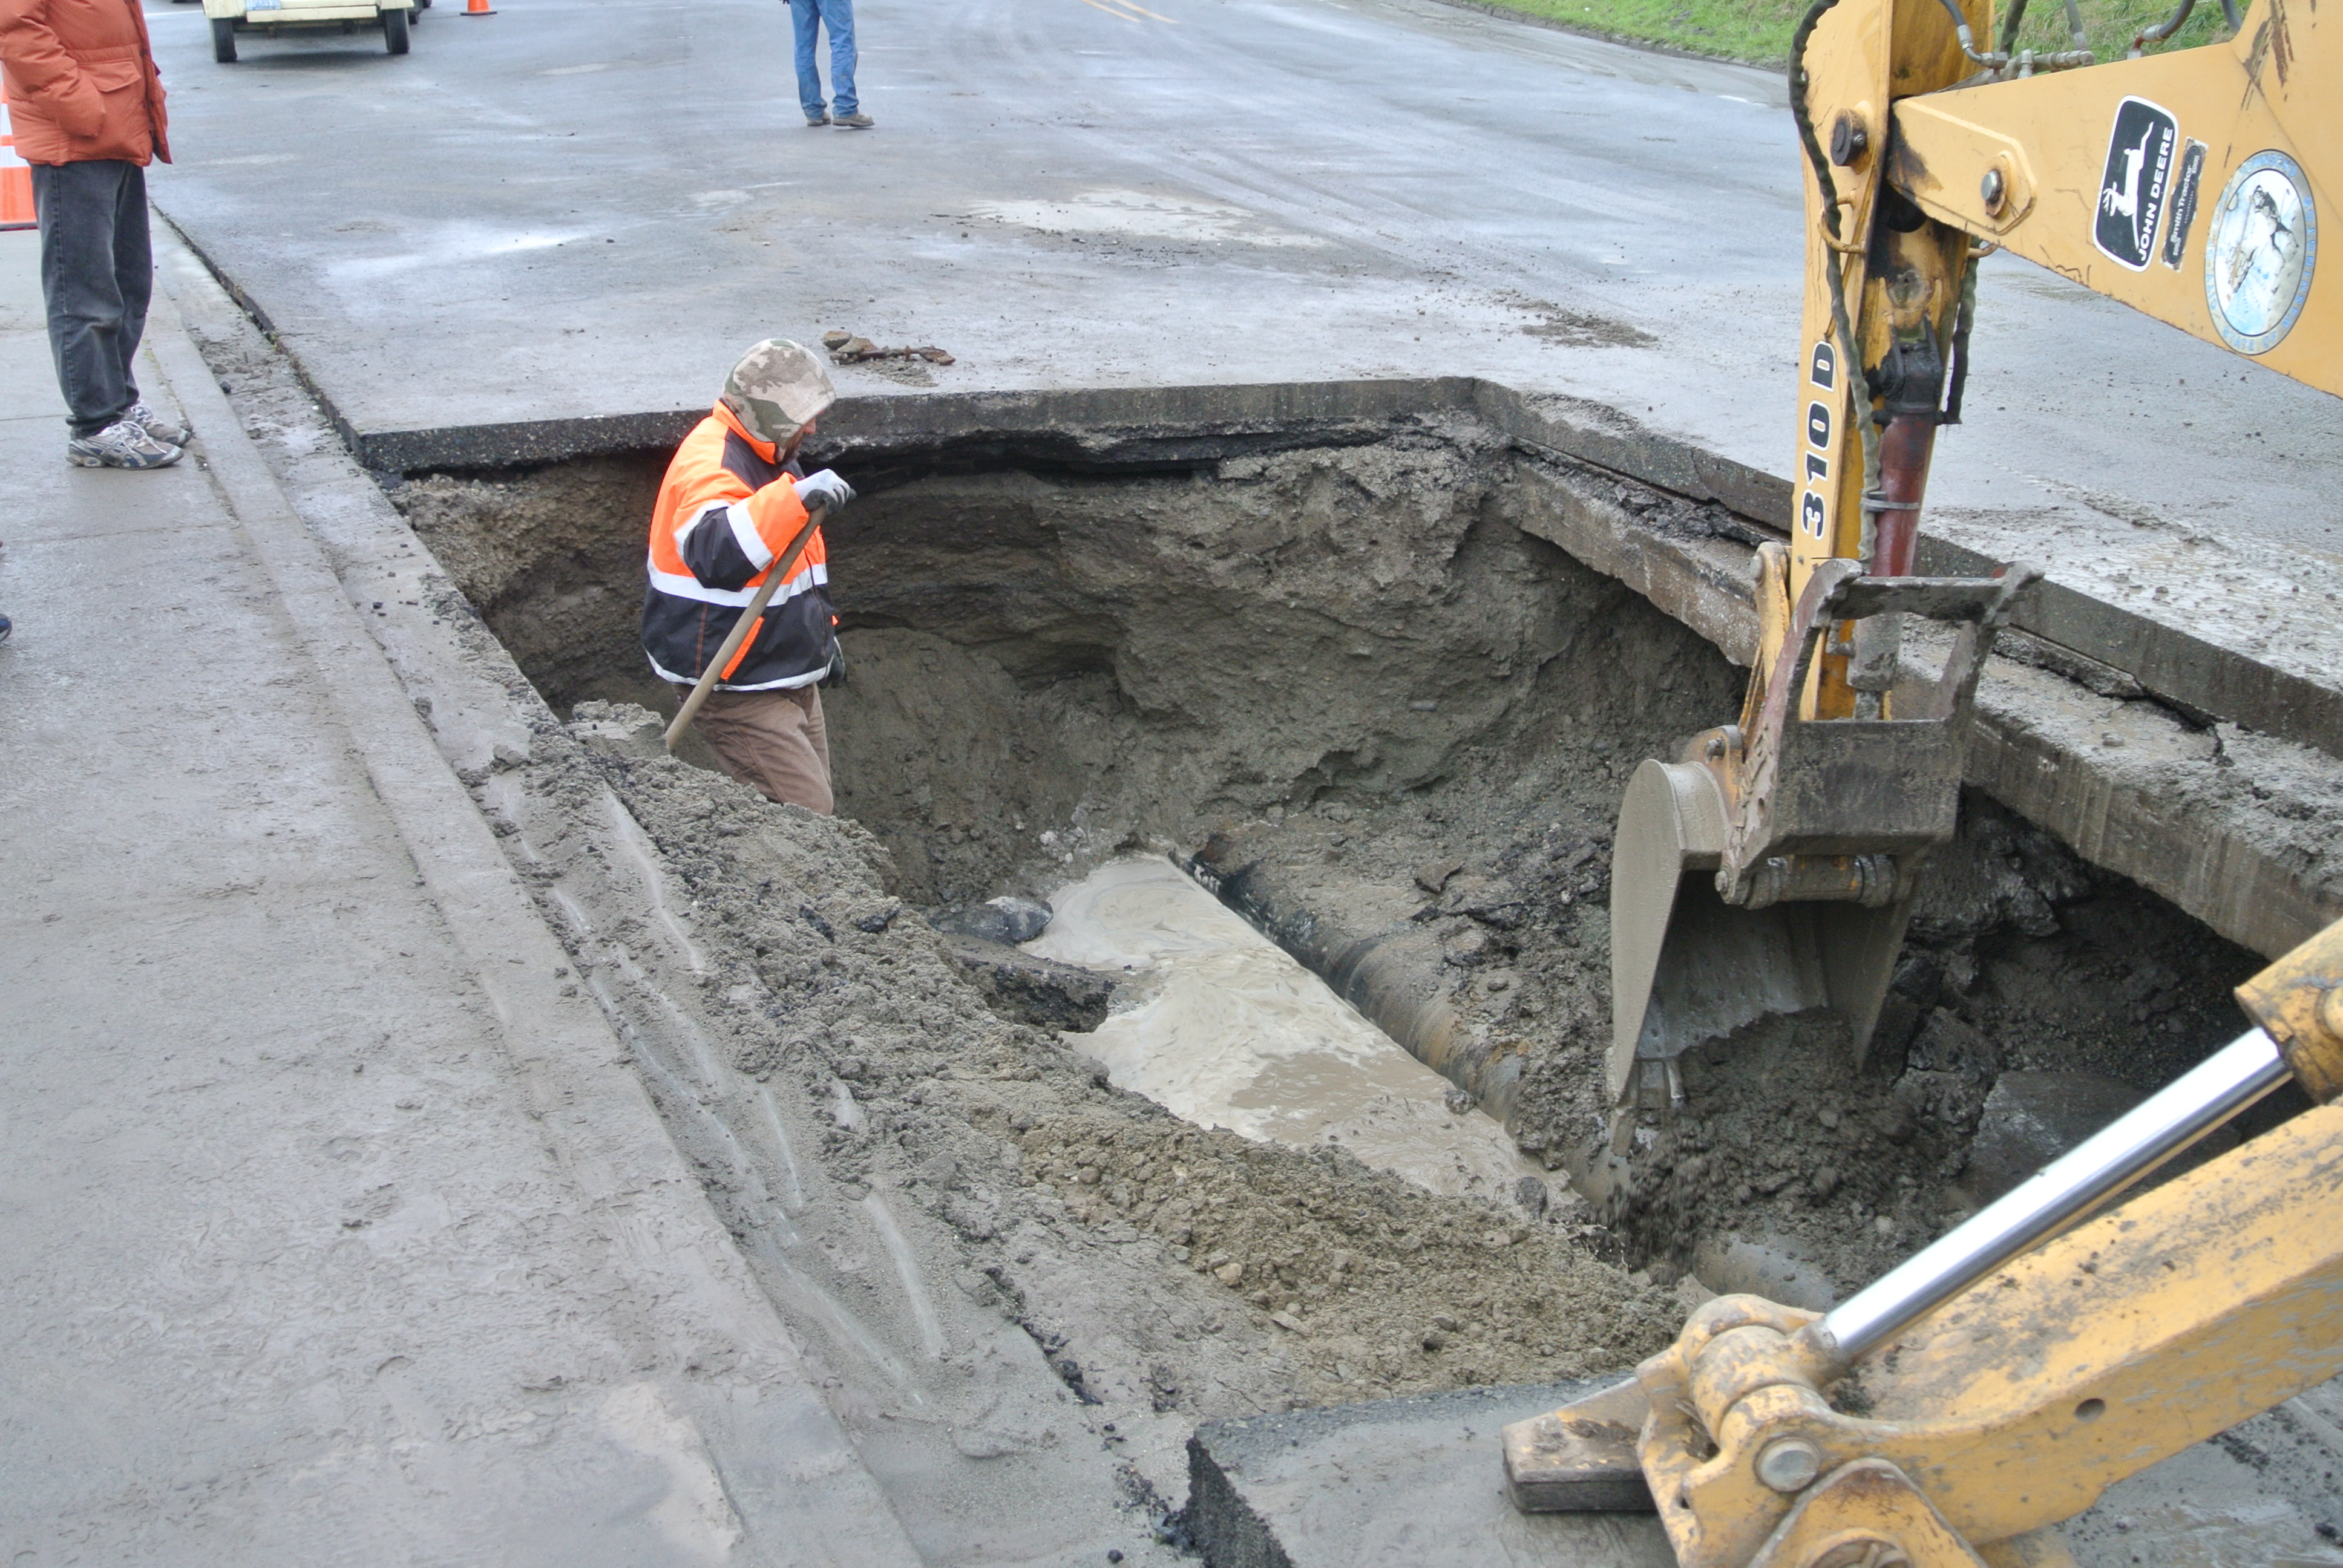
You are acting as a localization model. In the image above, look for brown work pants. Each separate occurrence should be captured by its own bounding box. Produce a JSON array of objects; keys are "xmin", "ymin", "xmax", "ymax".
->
[{"xmin": 687, "ymin": 685, "xmax": 833, "ymax": 814}]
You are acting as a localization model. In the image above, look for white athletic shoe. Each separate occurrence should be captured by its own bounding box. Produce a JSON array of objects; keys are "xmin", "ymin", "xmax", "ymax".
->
[
  {"xmin": 67, "ymin": 419, "xmax": 183, "ymax": 469},
  {"xmin": 125, "ymin": 399, "xmax": 192, "ymax": 446}
]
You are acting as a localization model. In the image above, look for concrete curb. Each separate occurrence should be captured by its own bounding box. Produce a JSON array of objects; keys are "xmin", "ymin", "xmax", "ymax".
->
[{"xmin": 1185, "ymin": 1378, "xmax": 1670, "ymax": 1568}]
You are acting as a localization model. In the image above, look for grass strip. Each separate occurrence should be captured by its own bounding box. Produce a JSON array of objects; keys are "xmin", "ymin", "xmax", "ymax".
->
[{"xmin": 1444, "ymin": 0, "xmax": 2243, "ymax": 70}]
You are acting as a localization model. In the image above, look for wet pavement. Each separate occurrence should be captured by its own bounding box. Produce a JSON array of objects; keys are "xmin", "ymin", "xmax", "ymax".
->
[{"xmin": 137, "ymin": 0, "xmax": 2343, "ymax": 565}]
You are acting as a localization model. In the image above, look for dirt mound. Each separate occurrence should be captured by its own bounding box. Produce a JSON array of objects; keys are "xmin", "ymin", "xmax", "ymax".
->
[
  {"xmin": 575, "ymin": 703, "xmax": 1680, "ymax": 1416},
  {"xmin": 1601, "ymin": 1011, "xmax": 1955, "ymax": 1291},
  {"xmin": 1017, "ymin": 1115, "xmax": 1677, "ymax": 1394}
]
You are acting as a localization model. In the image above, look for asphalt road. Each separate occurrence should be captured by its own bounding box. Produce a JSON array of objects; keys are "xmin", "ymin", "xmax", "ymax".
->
[{"xmin": 139, "ymin": 0, "xmax": 2342, "ymax": 560}]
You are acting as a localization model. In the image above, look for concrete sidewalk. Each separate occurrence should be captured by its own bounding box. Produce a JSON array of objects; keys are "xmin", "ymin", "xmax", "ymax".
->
[{"xmin": 0, "ymin": 229, "xmax": 918, "ymax": 1564}]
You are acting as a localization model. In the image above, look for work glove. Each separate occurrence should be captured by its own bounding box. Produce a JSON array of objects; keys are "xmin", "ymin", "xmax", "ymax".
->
[{"xmin": 795, "ymin": 468, "xmax": 856, "ymax": 518}]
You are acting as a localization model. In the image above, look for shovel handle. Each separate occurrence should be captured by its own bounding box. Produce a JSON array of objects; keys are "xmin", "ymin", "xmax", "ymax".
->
[{"xmin": 663, "ymin": 505, "xmax": 827, "ymax": 751}]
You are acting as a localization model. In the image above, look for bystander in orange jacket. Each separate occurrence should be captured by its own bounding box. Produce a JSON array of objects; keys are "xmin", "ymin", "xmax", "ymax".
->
[
  {"xmin": 0, "ymin": 0, "xmax": 186, "ymax": 469},
  {"xmin": 0, "ymin": 0, "xmax": 169, "ymax": 166}
]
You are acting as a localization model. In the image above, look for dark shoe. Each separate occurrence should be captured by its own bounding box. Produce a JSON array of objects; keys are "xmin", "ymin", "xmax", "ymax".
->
[
  {"xmin": 0, "ymin": 613, "xmax": 11, "ymax": 647},
  {"xmin": 806, "ymin": 113, "xmax": 830, "ymax": 126},
  {"xmin": 833, "ymin": 113, "xmax": 874, "ymax": 129}
]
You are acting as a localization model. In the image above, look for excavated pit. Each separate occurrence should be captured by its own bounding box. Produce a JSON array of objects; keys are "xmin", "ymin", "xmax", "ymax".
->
[{"xmin": 392, "ymin": 422, "xmax": 2286, "ymax": 1313}]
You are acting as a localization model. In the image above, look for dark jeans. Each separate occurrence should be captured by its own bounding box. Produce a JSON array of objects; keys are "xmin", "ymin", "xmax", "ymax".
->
[{"xmin": 31, "ymin": 160, "xmax": 151, "ymax": 439}]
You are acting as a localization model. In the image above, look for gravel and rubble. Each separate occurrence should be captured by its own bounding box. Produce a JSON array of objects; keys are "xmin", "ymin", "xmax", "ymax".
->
[
  {"xmin": 402, "ymin": 432, "xmax": 2299, "ymax": 1308},
  {"xmin": 568, "ymin": 701, "xmax": 1684, "ymax": 1412}
]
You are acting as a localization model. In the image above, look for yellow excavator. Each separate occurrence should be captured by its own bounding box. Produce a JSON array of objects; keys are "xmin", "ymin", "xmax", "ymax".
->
[{"xmin": 1524, "ymin": 0, "xmax": 2342, "ymax": 1560}]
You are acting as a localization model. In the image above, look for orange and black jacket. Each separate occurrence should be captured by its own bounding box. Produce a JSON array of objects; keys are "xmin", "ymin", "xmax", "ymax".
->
[{"xmin": 640, "ymin": 403, "xmax": 838, "ymax": 691}]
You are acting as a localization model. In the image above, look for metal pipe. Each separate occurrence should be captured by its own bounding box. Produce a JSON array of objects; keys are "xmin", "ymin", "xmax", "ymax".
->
[
  {"xmin": 1870, "ymin": 415, "xmax": 1935, "ymax": 577},
  {"xmin": 1801, "ymin": 1027, "xmax": 2290, "ymax": 1370}
]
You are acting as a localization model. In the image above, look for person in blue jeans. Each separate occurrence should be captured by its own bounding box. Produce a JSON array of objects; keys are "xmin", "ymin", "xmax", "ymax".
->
[{"xmin": 787, "ymin": 0, "xmax": 871, "ymax": 129}]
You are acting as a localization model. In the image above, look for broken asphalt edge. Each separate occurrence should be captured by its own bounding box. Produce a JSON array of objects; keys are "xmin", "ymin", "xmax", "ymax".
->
[
  {"xmin": 159, "ymin": 204, "xmax": 2343, "ymax": 776},
  {"xmin": 157, "ymin": 217, "xmax": 2341, "ymax": 968}
]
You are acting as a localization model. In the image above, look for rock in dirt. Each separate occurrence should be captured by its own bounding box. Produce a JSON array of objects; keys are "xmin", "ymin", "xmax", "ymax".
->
[
  {"xmin": 1906, "ymin": 1008, "xmax": 2000, "ymax": 1078},
  {"xmin": 1513, "ymin": 1175, "xmax": 1548, "ymax": 1217},
  {"xmin": 934, "ymin": 896, "xmax": 1054, "ymax": 946},
  {"xmin": 945, "ymin": 935, "xmax": 1115, "ymax": 1032},
  {"xmin": 569, "ymin": 698, "xmax": 668, "ymax": 760},
  {"xmin": 1893, "ymin": 1070, "xmax": 1990, "ymax": 1140}
]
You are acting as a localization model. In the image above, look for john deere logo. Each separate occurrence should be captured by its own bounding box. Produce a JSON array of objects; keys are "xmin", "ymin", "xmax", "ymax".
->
[{"xmin": 2094, "ymin": 97, "xmax": 2180, "ymax": 272}]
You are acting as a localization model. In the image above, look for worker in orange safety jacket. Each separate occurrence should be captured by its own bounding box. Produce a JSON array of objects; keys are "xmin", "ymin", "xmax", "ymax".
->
[{"xmin": 642, "ymin": 339, "xmax": 856, "ymax": 813}]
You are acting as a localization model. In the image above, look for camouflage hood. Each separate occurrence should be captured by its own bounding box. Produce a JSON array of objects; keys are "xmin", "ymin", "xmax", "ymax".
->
[{"xmin": 718, "ymin": 339, "xmax": 836, "ymax": 449}]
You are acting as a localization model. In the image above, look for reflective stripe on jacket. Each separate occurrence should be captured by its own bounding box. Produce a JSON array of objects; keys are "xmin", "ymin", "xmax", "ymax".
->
[
  {"xmin": 0, "ymin": 0, "xmax": 169, "ymax": 166},
  {"xmin": 640, "ymin": 403, "xmax": 838, "ymax": 692}
]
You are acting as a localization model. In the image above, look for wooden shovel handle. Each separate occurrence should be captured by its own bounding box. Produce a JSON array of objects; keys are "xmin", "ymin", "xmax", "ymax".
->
[{"xmin": 663, "ymin": 505, "xmax": 828, "ymax": 751}]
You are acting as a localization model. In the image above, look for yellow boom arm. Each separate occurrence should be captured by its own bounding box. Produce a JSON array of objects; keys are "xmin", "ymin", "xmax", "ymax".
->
[
  {"xmin": 1560, "ymin": 1, "xmax": 2343, "ymax": 1562},
  {"xmin": 1893, "ymin": 10, "xmax": 2335, "ymax": 393}
]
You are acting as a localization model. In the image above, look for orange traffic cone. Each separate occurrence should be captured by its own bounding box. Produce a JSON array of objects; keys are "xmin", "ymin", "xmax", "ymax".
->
[
  {"xmin": 460, "ymin": 0, "xmax": 496, "ymax": 16},
  {"xmin": 0, "ymin": 88, "xmax": 35, "ymax": 232}
]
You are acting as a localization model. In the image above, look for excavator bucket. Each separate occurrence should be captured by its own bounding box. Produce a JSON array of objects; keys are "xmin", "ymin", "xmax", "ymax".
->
[
  {"xmin": 1608, "ymin": 756, "xmax": 1918, "ymax": 1108},
  {"xmin": 1606, "ymin": 555, "xmax": 2039, "ymax": 1109}
]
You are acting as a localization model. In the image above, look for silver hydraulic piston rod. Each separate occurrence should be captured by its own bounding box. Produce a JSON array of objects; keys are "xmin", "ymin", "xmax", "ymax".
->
[{"xmin": 1797, "ymin": 1027, "xmax": 2293, "ymax": 1372}]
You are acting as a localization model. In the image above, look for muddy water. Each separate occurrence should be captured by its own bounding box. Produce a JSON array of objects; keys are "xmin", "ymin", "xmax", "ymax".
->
[{"xmin": 1024, "ymin": 856, "xmax": 1541, "ymax": 1201}]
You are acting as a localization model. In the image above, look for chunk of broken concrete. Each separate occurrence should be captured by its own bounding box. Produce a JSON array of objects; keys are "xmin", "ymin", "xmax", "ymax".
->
[
  {"xmin": 569, "ymin": 699, "xmax": 668, "ymax": 760},
  {"xmin": 933, "ymin": 896, "xmax": 1054, "ymax": 946},
  {"xmin": 1893, "ymin": 1069, "xmax": 1990, "ymax": 1139},
  {"xmin": 1964, "ymin": 1070, "xmax": 2173, "ymax": 1201},
  {"xmin": 1414, "ymin": 859, "xmax": 1464, "ymax": 895},
  {"xmin": 1188, "ymin": 1377, "xmax": 1662, "ymax": 1568},
  {"xmin": 943, "ymin": 933, "xmax": 1112, "ymax": 1032}
]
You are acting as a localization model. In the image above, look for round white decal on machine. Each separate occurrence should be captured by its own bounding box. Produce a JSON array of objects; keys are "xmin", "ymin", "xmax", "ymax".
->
[{"xmin": 2203, "ymin": 149, "xmax": 2316, "ymax": 355}]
